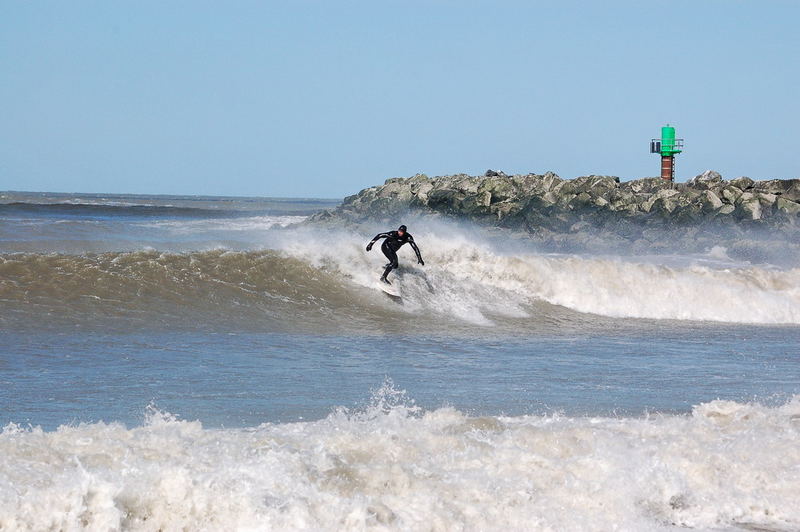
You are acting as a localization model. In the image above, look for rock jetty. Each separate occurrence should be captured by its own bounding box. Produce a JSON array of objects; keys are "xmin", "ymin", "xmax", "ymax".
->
[
  {"xmin": 313, "ymin": 170, "xmax": 799, "ymax": 227},
  {"xmin": 309, "ymin": 170, "xmax": 800, "ymax": 261}
]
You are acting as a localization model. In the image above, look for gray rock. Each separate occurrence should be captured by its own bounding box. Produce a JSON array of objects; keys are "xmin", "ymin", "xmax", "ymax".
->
[
  {"xmin": 730, "ymin": 176, "xmax": 754, "ymax": 190},
  {"xmin": 642, "ymin": 188, "xmax": 680, "ymax": 213},
  {"xmin": 788, "ymin": 181, "xmax": 800, "ymax": 202},
  {"xmin": 594, "ymin": 196, "xmax": 609, "ymax": 207},
  {"xmin": 702, "ymin": 190, "xmax": 724, "ymax": 212},
  {"xmin": 737, "ymin": 193, "xmax": 762, "ymax": 220},
  {"xmin": 571, "ymin": 192, "xmax": 593, "ymax": 206},
  {"xmin": 484, "ymin": 169, "xmax": 507, "ymax": 177},
  {"xmin": 758, "ymin": 193, "xmax": 778, "ymax": 206},
  {"xmin": 687, "ymin": 170, "xmax": 724, "ymax": 190},
  {"xmin": 720, "ymin": 186, "xmax": 743, "ymax": 204},
  {"xmin": 777, "ymin": 197, "xmax": 800, "ymax": 215}
]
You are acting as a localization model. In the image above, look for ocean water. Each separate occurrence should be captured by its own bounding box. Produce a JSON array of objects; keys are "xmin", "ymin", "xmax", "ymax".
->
[{"xmin": 1, "ymin": 191, "xmax": 799, "ymax": 531}]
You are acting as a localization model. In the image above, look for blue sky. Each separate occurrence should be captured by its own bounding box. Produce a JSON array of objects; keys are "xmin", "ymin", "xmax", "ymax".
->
[{"xmin": 1, "ymin": 1, "xmax": 798, "ymax": 198}]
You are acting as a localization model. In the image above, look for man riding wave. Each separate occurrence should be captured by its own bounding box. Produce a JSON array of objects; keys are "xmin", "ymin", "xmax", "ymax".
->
[{"xmin": 366, "ymin": 224, "xmax": 424, "ymax": 284}]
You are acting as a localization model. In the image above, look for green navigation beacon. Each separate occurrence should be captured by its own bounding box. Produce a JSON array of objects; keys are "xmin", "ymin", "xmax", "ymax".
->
[{"xmin": 650, "ymin": 125, "xmax": 684, "ymax": 181}]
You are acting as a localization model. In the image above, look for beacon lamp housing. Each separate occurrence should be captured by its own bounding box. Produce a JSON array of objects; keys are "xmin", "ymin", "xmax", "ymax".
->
[{"xmin": 650, "ymin": 126, "xmax": 684, "ymax": 157}]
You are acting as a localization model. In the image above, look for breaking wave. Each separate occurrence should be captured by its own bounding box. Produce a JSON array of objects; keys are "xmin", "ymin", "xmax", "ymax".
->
[
  {"xmin": 2, "ymin": 386, "xmax": 799, "ymax": 531},
  {"xmin": 1, "ymin": 229, "xmax": 799, "ymax": 331}
]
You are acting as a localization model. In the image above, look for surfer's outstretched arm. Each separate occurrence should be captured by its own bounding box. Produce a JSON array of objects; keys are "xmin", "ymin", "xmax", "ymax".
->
[
  {"xmin": 408, "ymin": 236, "xmax": 424, "ymax": 265},
  {"xmin": 366, "ymin": 232, "xmax": 391, "ymax": 251}
]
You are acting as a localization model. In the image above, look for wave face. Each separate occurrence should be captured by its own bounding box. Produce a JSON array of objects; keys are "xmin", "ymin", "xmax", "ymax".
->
[
  {"xmin": 0, "ymin": 249, "xmax": 374, "ymax": 333},
  {"xmin": 2, "ymin": 388, "xmax": 799, "ymax": 531},
  {"xmin": 1, "ymin": 226, "xmax": 799, "ymax": 331},
  {"xmin": 1, "ymin": 244, "xmax": 799, "ymax": 333}
]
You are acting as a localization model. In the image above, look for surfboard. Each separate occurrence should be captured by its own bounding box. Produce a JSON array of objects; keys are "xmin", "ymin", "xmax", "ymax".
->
[{"xmin": 377, "ymin": 281, "xmax": 402, "ymax": 302}]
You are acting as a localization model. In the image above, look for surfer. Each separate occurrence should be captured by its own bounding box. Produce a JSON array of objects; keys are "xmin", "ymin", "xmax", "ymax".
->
[{"xmin": 366, "ymin": 225, "xmax": 424, "ymax": 284}]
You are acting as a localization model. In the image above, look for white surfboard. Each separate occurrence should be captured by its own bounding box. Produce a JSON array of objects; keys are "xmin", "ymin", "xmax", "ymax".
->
[{"xmin": 376, "ymin": 281, "xmax": 401, "ymax": 300}]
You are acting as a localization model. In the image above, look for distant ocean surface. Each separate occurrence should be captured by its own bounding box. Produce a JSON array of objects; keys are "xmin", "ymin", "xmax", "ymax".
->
[{"xmin": 1, "ymin": 190, "xmax": 799, "ymax": 531}]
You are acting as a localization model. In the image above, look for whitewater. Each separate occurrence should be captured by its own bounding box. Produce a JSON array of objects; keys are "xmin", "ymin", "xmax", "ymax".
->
[
  {"xmin": 1, "ymin": 192, "xmax": 799, "ymax": 531},
  {"xmin": 3, "ymin": 388, "xmax": 800, "ymax": 531}
]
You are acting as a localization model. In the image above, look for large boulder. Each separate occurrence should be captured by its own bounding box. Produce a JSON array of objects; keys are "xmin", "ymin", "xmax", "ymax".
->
[
  {"xmin": 687, "ymin": 170, "xmax": 725, "ymax": 190},
  {"xmin": 736, "ymin": 192, "xmax": 763, "ymax": 220},
  {"xmin": 720, "ymin": 185, "xmax": 743, "ymax": 204},
  {"xmin": 523, "ymin": 172, "xmax": 562, "ymax": 194},
  {"xmin": 642, "ymin": 188, "xmax": 680, "ymax": 213},
  {"xmin": 702, "ymin": 190, "xmax": 724, "ymax": 212},
  {"xmin": 427, "ymin": 188, "xmax": 467, "ymax": 214},
  {"xmin": 484, "ymin": 169, "xmax": 507, "ymax": 178},
  {"xmin": 777, "ymin": 197, "xmax": 800, "ymax": 215},
  {"xmin": 730, "ymin": 176, "xmax": 755, "ymax": 191}
]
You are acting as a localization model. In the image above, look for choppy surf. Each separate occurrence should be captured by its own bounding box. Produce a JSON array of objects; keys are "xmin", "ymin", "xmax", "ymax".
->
[{"xmin": 2, "ymin": 385, "xmax": 799, "ymax": 531}]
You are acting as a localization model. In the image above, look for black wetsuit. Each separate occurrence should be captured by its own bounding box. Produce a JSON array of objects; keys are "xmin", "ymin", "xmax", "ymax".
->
[{"xmin": 367, "ymin": 231, "xmax": 423, "ymax": 281}]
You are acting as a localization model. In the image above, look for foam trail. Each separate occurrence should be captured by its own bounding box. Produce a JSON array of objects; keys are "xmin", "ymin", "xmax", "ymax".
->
[{"xmin": 2, "ymin": 389, "xmax": 800, "ymax": 531}]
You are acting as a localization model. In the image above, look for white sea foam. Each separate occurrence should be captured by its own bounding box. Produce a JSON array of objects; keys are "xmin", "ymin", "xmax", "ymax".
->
[
  {"xmin": 272, "ymin": 224, "xmax": 800, "ymax": 325},
  {"xmin": 2, "ymin": 387, "xmax": 799, "ymax": 531}
]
